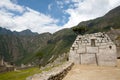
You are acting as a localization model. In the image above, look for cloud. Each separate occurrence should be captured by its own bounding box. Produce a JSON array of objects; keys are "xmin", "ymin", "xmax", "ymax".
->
[
  {"xmin": 48, "ymin": 4, "xmax": 52, "ymax": 11},
  {"xmin": 63, "ymin": 0, "xmax": 120, "ymax": 28},
  {"xmin": 56, "ymin": 0, "xmax": 64, "ymax": 9},
  {"xmin": 0, "ymin": 0, "xmax": 24, "ymax": 13},
  {"xmin": 64, "ymin": 0, "xmax": 71, "ymax": 4},
  {"xmin": 0, "ymin": 0, "xmax": 120, "ymax": 33},
  {"xmin": 0, "ymin": 0, "xmax": 61, "ymax": 33}
]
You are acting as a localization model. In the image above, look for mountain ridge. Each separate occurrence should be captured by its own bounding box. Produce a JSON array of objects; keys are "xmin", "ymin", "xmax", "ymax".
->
[{"xmin": 0, "ymin": 5, "xmax": 120, "ymax": 66}]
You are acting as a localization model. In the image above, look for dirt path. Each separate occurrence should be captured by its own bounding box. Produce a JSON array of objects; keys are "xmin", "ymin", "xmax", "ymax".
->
[{"xmin": 63, "ymin": 60, "xmax": 120, "ymax": 80}]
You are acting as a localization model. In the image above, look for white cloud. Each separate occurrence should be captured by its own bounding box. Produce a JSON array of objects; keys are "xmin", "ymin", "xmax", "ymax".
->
[
  {"xmin": 0, "ymin": 0, "xmax": 61, "ymax": 33},
  {"xmin": 0, "ymin": 0, "xmax": 120, "ymax": 33},
  {"xmin": 56, "ymin": 0, "xmax": 64, "ymax": 9},
  {"xmin": 62, "ymin": 0, "xmax": 120, "ymax": 28},
  {"xmin": 48, "ymin": 4, "xmax": 52, "ymax": 11},
  {"xmin": 12, "ymin": 7, "xmax": 59, "ymax": 33},
  {"xmin": 109, "ymin": 0, "xmax": 120, "ymax": 8},
  {"xmin": 0, "ymin": 0, "xmax": 24, "ymax": 12},
  {"xmin": 64, "ymin": 0, "xmax": 71, "ymax": 4}
]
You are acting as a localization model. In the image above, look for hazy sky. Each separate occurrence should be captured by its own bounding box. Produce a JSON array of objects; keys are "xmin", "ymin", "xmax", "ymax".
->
[{"xmin": 0, "ymin": 0, "xmax": 120, "ymax": 33}]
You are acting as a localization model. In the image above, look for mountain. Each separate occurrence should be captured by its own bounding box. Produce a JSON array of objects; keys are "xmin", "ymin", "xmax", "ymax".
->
[
  {"xmin": 0, "ymin": 28, "xmax": 52, "ymax": 65},
  {"xmin": 17, "ymin": 29, "xmax": 38, "ymax": 36},
  {"xmin": 0, "ymin": 27, "xmax": 13, "ymax": 35},
  {"xmin": 77, "ymin": 6, "xmax": 120, "ymax": 33},
  {"xmin": 0, "ymin": 27, "xmax": 75, "ymax": 66},
  {"xmin": 37, "ymin": 28, "xmax": 76, "ymax": 65},
  {"xmin": 0, "ymin": 5, "xmax": 120, "ymax": 66}
]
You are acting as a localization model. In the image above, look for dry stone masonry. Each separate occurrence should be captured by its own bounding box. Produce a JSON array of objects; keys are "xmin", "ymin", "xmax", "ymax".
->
[
  {"xmin": 26, "ymin": 62, "xmax": 73, "ymax": 80},
  {"xmin": 69, "ymin": 32, "xmax": 117, "ymax": 66}
]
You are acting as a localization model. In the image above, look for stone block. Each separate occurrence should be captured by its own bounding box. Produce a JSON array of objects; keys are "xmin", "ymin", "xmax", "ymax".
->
[
  {"xmin": 81, "ymin": 54, "xmax": 97, "ymax": 65},
  {"xmin": 101, "ymin": 39, "xmax": 106, "ymax": 43},
  {"xmin": 78, "ymin": 42, "xmax": 82, "ymax": 45},
  {"xmin": 73, "ymin": 53, "xmax": 80, "ymax": 64},
  {"xmin": 86, "ymin": 43, "xmax": 91, "ymax": 46},
  {"xmin": 82, "ymin": 43, "xmax": 86, "ymax": 45},
  {"xmin": 86, "ymin": 46, "xmax": 98, "ymax": 53},
  {"xmin": 97, "ymin": 49, "xmax": 117, "ymax": 66},
  {"xmin": 72, "ymin": 44, "xmax": 78, "ymax": 48},
  {"xmin": 96, "ymin": 43, "xmax": 100, "ymax": 46},
  {"xmin": 69, "ymin": 50, "xmax": 76, "ymax": 61},
  {"xmin": 99, "ymin": 45, "xmax": 108, "ymax": 49},
  {"xmin": 101, "ymin": 43, "xmax": 107, "ymax": 46},
  {"xmin": 77, "ymin": 46, "xmax": 86, "ymax": 53}
]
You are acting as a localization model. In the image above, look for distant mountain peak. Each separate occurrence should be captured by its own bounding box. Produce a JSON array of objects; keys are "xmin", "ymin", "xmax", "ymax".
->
[
  {"xmin": 21, "ymin": 29, "xmax": 31, "ymax": 32},
  {"xmin": 0, "ymin": 27, "xmax": 13, "ymax": 35},
  {"xmin": 19, "ymin": 29, "xmax": 38, "ymax": 36}
]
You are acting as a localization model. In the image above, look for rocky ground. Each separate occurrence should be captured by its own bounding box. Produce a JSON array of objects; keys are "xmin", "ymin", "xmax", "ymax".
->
[{"xmin": 63, "ymin": 59, "xmax": 120, "ymax": 80}]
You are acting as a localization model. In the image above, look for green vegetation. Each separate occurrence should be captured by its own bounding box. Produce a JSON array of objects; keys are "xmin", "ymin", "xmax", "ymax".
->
[
  {"xmin": 35, "ymin": 29, "xmax": 76, "ymax": 66},
  {"xmin": 72, "ymin": 26, "xmax": 88, "ymax": 35},
  {"xmin": 0, "ymin": 61, "xmax": 65, "ymax": 80},
  {"xmin": 35, "ymin": 52, "xmax": 44, "ymax": 68},
  {"xmin": 0, "ymin": 67, "xmax": 42, "ymax": 80}
]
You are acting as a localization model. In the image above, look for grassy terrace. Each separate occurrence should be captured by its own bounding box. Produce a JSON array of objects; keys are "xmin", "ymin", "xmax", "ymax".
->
[
  {"xmin": 0, "ymin": 66, "xmax": 54, "ymax": 80},
  {"xmin": 0, "ymin": 62, "xmax": 64, "ymax": 80},
  {"xmin": 0, "ymin": 67, "xmax": 42, "ymax": 80}
]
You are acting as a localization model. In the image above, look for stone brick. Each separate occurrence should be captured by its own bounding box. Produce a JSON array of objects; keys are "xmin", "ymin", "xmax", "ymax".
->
[
  {"xmin": 86, "ymin": 46, "xmax": 98, "ymax": 53},
  {"xmin": 81, "ymin": 54, "xmax": 97, "ymax": 65}
]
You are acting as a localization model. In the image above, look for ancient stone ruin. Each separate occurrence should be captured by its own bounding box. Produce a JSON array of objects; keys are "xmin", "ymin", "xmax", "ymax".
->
[
  {"xmin": 26, "ymin": 62, "xmax": 73, "ymax": 80},
  {"xmin": 69, "ymin": 32, "xmax": 117, "ymax": 66}
]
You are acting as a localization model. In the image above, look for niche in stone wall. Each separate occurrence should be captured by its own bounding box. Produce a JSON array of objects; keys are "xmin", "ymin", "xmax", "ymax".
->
[
  {"xmin": 109, "ymin": 46, "xmax": 112, "ymax": 49},
  {"xmin": 72, "ymin": 47, "xmax": 75, "ymax": 51},
  {"xmin": 91, "ymin": 39, "xmax": 96, "ymax": 47}
]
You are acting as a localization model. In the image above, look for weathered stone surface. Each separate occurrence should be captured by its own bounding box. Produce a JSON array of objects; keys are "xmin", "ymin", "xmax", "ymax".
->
[
  {"xmin": 77, "ymin": 46, "xmax": 86, "ymax": 53},
  {"xmin": 86, "ymin": 47, "xmax": 98, "ymax": 53},
  {"xmin": 98, "ymin": 48, "xmax": 117, "ymax": 66},
  {"xmin": 27, "ymin": 62, "xmax": 73, "ymax": 80},
  {"xmin": 69, "ymin": 32, "xmax": 117, "ymax": 66},
  {"xmin": 81, "ymin": 54, "xmax": 97, "ymax": 65}
]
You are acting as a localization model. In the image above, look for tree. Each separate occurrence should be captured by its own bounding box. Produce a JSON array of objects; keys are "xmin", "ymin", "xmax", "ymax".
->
[
  {"xmin": 72, "ymin": 26, "xmax": 88, "ymax": 35},
  {"xmin": 35, "ymin": 52, "xmax": 44, "ymax": 68}
]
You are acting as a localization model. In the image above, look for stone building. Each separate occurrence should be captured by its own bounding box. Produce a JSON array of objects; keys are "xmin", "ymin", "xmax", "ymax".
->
[{"xmin": 69, "ymin": 32, "xmax": 117, "ymax": 66}]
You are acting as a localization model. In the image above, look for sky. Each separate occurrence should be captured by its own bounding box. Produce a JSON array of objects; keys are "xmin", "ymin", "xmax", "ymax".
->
[{"xmin": 0, "ymin": 0, "xmax": 120, "ymax": 33}]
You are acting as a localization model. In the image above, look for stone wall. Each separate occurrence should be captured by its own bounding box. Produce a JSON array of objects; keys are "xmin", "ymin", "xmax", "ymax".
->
[
  {"xmin": 69, "ymin": 32, "xmax": 117, "ymax": 67},
  {"xmin": 0, "ymin": 66, "xmax": 14, "ymax": 73},
  {"xmin": 117, "ymin": 47, "xmax": 120, "ymax": 58},
  {"xmin": 26, "ymin": 62, "xmax": 74, "ymax": 80}
]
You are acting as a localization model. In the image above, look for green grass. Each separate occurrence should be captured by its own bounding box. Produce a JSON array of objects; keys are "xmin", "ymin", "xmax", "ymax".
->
[
  {"xmin": 0, "ymin": 67, "xmax": 42, "ymax": 80},
  {"xmin": 0, "ymin": 62, "xmax": 63, "ymax": 80}
]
